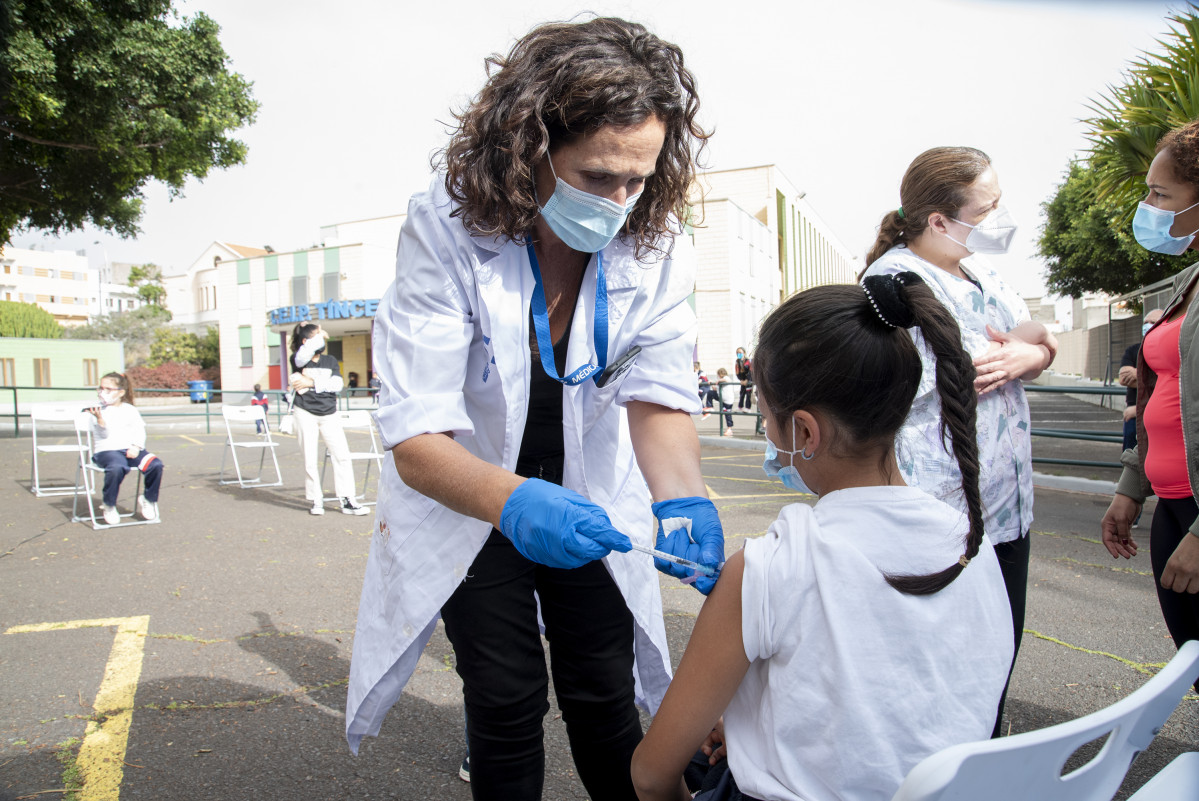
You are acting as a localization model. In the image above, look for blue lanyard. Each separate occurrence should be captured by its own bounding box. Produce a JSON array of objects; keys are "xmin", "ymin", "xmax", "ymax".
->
[{"xmin": 526, "ymin": 242, "xmax": 608, "ymax": 386}]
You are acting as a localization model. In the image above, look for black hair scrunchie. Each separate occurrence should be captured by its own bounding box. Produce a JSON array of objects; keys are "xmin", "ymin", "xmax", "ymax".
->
[{"xmin": 861, "ymin": 272, "xmax": 924, "ymax": 329}]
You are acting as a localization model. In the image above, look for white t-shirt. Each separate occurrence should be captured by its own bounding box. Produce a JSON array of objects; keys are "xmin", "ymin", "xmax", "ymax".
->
[
  {"xmin": 724, "ymin": 485, "xmax": 1014, "ymax": 801},
  {"xmin": 91, "ymin": 403, "xmax": 146, "ymax": 454}
]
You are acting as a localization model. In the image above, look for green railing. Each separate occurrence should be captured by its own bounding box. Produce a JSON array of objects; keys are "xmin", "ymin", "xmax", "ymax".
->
[{"xmin": 1, "ymin": 385, "xmax": 378, "ymax": 436}]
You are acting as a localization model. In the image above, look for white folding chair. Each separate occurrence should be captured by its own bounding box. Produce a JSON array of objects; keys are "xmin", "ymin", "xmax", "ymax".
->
[
  {"xmin": 321, "ymin": 409, "xmax": 385, "ymax": 506},
  {"xmin": 29, "ymin": 401, "xmax": 90, "ymax": 497},
  {"xmin": 892, "ymin": 640, "xmax": 1199, "ymax": 801},
  {"xmin": 219, "ymin": 405, "xmax": 283, "ymax": 488},
  {"xmin": 71, "ymin": 413, "xmax": 159, "ymax": 530}
]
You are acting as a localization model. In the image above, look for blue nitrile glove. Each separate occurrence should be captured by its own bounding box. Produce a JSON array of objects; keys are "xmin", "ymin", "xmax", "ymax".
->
[
  {"xmin": 652, "ymin": 496, "xmax": 725, "ymax": 595},
  {"xmin": 500, "ymin": 478, "xmax": 632, "ymax": 569}
]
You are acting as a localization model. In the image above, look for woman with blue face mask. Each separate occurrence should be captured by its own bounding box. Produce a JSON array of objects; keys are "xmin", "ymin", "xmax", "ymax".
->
[
  {"xmin": 1103, "ymin": 120, "xmax": 1199, "ymax": 691},
  {"xmin": 346, "ymin": 18, "xmax": 720, "ymax": 800},
  {"xmin": 859, "ymin": 147, "xmax": 1059, "ymax": 738}
]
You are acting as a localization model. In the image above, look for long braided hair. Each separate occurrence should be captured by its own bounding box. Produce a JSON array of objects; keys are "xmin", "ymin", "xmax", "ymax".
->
[{"xmin": 752, "ymin": 273, "xmax": 983, "ymax": 595}]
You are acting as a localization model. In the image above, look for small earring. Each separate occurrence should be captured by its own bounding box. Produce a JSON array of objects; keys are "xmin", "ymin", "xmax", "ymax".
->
[{"xmin": 798, "ymin": 448, "xmax": 815, "ymax": 461}]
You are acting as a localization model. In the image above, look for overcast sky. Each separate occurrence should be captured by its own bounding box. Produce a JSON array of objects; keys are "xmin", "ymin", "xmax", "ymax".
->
[{"xmin": 10, "ymin": 0, "xmax": 1192, "ymax": 307}]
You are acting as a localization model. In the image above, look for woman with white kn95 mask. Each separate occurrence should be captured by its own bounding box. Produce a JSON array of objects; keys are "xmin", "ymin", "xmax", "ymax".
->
[
  {"xmin": 345, "ymin": 16, "xmax": 722, "ymax": 801},
  {"xmin": 859, "ymin": 146, "xmax": 1058, "ymax": 739}
]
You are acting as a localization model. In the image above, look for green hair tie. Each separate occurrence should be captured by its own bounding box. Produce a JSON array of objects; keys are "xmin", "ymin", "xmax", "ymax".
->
[{"xmin": 896, "ymin": 207, "xmax": 906, "ymax": 220}]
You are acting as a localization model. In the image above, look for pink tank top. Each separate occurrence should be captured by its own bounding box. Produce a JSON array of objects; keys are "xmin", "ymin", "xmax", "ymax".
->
[{"xmin": 1142, "ymin": 312, "xmax": 1191, "ymax": 498}]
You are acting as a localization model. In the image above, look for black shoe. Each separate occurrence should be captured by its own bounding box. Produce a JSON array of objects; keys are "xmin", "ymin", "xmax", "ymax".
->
[
  {"xmin": 340, "ymin": 497, "xmax": 369, "ymax": 515},
  {"xmin": 459, "ymin": 754, "xmax": 470, "ymax": 783}
]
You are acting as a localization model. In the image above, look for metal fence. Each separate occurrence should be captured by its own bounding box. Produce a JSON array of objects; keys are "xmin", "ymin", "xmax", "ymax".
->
[{"xmin": 1, "ymin": 386, "xmax": 379, "ymax": 436}]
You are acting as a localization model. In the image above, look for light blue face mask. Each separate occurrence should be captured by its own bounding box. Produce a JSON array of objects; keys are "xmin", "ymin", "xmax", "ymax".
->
[
  {"xmin": 1132, "ymin": 200, "xmax": 1199, "ymax": 255},
  {"xmin": 762, "ymin": 423, "xmax": 815, "ymax": 495},
  {"xmin": 1143, "ymin": 322, "xmax": 1154, "ymax": 338},
  {"xmin": 538, "ymin": 153, "xmax": 642, "ymax": 253}
]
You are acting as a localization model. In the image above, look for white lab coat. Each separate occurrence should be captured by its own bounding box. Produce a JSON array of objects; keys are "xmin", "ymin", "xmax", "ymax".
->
[{"xmin": 345, "ymin": 178, "xmax": 701, "ymax": 752}]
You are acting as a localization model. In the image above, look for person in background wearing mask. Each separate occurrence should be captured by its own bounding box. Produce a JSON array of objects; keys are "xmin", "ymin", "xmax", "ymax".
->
[
  {"xmin": 288, "ymin": 323, "xmax": 368, "ymax": 516},
  {"xmin": 860, "ymin": 146, "xmax": 1057, "ymax": 737},
  {"xmin": 734, "ymin": 347, "xmax": 753, "ymax": 411},
  {"xmin": 250, "ymin": 383, "xmax": 270, "ymax": 434},
  {"xmin": 1103, "ymin": 120, "xmax": 1199, "ymax": 690},
  {"xmin": 346, "ymin": 18, "xmax": 722, "ymax": 800}
]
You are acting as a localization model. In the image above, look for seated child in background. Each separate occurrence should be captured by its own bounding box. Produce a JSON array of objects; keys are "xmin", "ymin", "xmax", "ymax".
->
[
  {"xmin": 87, "ymin": 372, "xmax": 164, "ymax": 526},
  {"xmin": 631, "ymin": 273, "xmax": 1013, "ymax": 801}
]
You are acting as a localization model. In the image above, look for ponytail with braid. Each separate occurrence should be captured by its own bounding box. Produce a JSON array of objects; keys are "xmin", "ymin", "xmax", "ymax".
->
[{"xmin": 753, "ymin": 272, "xmax": 982, "ymax": 597}]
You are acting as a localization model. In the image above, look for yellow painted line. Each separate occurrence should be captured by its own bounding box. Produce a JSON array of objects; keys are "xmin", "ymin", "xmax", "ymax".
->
[
  {"xmin": 705, "ymin": 483, "xmax": 721, "ymax": 499},
  {"xmin": 6, "ymin": 616, "xmax": 150, "ymax": 801},
  {"xmin": 177, "ymin": 435, "xmax": 203, "ymax": 445}
]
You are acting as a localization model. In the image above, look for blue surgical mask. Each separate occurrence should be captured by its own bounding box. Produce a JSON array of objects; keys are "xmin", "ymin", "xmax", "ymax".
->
[
  {"xmin": 538, "ymin": 154, "xmax": 641, "ymax": 253},
  {"xmin": 762, "ymin": 425, "xmax": 815, "ymax": 495},
  {"xmin": 1142, "ymin": 322, "xmax": 1154, "ymax": 338},
  {"xmin": 1133, "ymin": 200, "xmax": 1199, "ymax": 255}
]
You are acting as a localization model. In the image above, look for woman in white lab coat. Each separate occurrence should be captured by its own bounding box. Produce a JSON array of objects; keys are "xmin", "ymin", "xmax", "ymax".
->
[{"xmin": 346, "ymin": 17, "xmax": 720, "ymax": 801}]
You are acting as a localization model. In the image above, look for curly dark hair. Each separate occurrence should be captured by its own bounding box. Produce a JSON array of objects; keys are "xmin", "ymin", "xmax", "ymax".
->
[
  {"xmin": 864, "ymin": 146, "xmax": 992, "ymax": 268},
  {"xmin": 1157, "ymin": 119, "xmax": 1199, "ymax": 190},
  {"xmin": 437, "ymin": 16, "xmax": 710, "ymax": 257}
]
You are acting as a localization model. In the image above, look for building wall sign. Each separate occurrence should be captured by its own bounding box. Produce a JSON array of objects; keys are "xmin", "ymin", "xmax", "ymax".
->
[{"xmin": 268, "ymin": 299, "xmax": 380, "ymax": 325}]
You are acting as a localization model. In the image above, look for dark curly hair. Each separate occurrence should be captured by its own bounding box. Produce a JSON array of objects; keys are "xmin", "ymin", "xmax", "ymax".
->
[
  {"xmin": 1157, "ymin": 119, "xmax": 1199, "ymax": 191},
  {"xmin": 438, "ymin": 16, "xmax": 710, "ymax": 257},
  {"xmin": 864, "ymin": 146, "xmax": 992, "ymax": 268}
]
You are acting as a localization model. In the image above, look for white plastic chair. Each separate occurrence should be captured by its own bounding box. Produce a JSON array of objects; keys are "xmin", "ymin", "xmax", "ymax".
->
[
  {"xmin": 71, "ymin": 412, "xmax": 159, "ymax": 530},
  {"xmin": 29, "ymin": 401, "xmax": 90, "ymax": 496},
  {"xmin": 892, "ymin": 640, "xmax": 1199, "ymax": 801},
  {"xmin": 219, "ymin": 405, "xmax": 283, "ymax": 488},
  {"xmin": 1127, "ymin": 751, "xmax": 1199, "ymax": 800},
  {"xmin": 321, "ymin": 409, "xmax": 385, "ymax": 506}
]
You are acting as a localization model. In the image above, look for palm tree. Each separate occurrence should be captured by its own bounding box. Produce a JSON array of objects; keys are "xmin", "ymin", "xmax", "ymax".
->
[{"xmin": 1086, "ymin": 7, "xmax": 1199, "ymax": 221}]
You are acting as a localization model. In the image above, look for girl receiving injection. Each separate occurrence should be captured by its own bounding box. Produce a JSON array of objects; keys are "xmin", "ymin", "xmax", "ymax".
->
[
  {"xmin": 631, "ymin": 274, "xmax": 1013, "ymax": 801},
  {"xmin": 87, "ymin": 372, "xmax": 164, "ymax": 526}
]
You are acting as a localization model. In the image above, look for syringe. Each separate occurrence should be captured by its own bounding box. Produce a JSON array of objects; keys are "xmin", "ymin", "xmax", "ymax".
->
[{"xmin": 629, "ymin": 542, "xmax": 722, "ymax": 577}]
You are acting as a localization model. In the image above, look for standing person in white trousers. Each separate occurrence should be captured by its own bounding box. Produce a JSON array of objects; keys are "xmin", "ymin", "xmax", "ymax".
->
[{"xmin": 288, "ymin": 323, "xmax": 369, "ymax": 516}]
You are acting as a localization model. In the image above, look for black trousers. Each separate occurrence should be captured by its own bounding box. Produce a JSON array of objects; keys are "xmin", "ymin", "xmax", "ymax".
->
[
  {"xmin": 991, "ymin": 533, "xmax": 1031, "ymax": 738},
  {"xmin": 1150, "ymin": 496, "xmax": 1199, "ymax": 692},
  {"xmin": 441, "ymin": 529, "xmax": 643, "ymax": 801}
]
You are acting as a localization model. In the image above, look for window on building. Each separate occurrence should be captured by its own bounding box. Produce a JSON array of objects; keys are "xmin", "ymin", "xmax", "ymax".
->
[
  {"xmin": 265, "ymin": 280, "xmax": 280, "ymax": 309},
  {"xmin": 34, "ymin": 267, "xmax": 50, "ymax": 278},
  {"xmin": 292, "ymin": 275, "xmax": 308, "ymax": 305},
  {"xmin": 83, "ymin": 359, "xmax": 99, "ymax": 385},
  {"xmin": 238, "ymin": 283, "xmax": 252, "ymax": 311},
  {"xmin": 267, "ymin": 344, "xmax": 280, "ymax": 366},
  {"xmin": 2, "ymin": 264, "xmax": 9, "ymax": 274},
  {"xmin": 239, "ymin": 326, "xmax": 253, "ymax": 367},
  {"xmin": 322, "ymin": 272, "xmax": 339, "ymax": 302},
  {"xmin": 33, "ymin": 359, "xmax": 50, "ymax": 388},
  {"xmin": 1, "ymin": 358, "xmax": 14, "ymax": 386}
]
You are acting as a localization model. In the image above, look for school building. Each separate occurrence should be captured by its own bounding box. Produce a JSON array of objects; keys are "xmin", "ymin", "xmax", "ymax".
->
[
  {"xmin": 690, "ymin": 165, "xmax": 856, "ymax": 375},
  {"xmin": 163, "ymin": 166, "xmax": 853, "ymax": 395},
  {"xmin": 163, "ymin": 216, "xmax": 404, "ymax": 393}
]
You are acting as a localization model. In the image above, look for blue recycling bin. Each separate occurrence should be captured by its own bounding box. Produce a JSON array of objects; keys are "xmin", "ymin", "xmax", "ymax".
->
[{"xmin": 188, "ymin": 380, "xmax": 214, "ymax": 403}]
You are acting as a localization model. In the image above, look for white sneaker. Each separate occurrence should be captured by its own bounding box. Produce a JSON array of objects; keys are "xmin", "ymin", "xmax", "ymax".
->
[
  {"xmin": 310, "ymin": 502, "xmax": 325, "ymax": 515},
  {"xmin": 100, "ymin": 504, "xmax": 121, "ymax": 526},
  {"xmin": 341, "ymin": 497, "xmax": 369, "ymax": 516},
  {"xmin": 138, "ymin": 496, "xmax": 158, "ymax": 520},
  {"xmin": 722, "ymin": 428, "xmax": 735, "ymax": 437}
]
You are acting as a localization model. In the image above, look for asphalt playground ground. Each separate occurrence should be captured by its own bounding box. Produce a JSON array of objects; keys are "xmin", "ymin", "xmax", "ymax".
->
[{"xmin": 1, "ymin": 396, "xmax": 1196, "ymax": 800}]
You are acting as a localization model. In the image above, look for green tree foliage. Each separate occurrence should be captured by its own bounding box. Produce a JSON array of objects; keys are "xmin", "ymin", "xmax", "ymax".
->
[
  {"xmin": 128, "ymin": 263, "xmax": 167, "ymax": 307},
  {"xmin": 71, "ymin": 305, "xmax": 171, "ymax": 366},
  {"xmin": 1040, "ymin": 7, "xmax": 1199, "ymax": 297},
  {"xmin": 148, "ymin": 327, "xmax": 200, "ymax": 367},
  {"xmin": 0, "ymin": 299, "xmax": 63, "ymax": 337},
  {"xmin": 1086, "ymin": 6, "xmax": 1199, "ymax": 217},
  {"xmin": 0, "ymin": 0, "xmax": 259, "ymax": 243},
  {"xmin": 1039, "ymin": 162, "xmax": 1192, "ymax": 297},
  {"xmin": 198, "ymin": 326, "xmax": 220, "ymax": 369}
]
